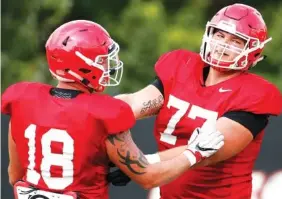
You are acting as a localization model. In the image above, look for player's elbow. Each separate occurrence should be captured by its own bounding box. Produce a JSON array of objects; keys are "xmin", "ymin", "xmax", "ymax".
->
[
  {"xmin": 114, "ymin": 93, "xmax": 132, "ymax": 105},
  {"xmin": 135, "ymin": 170, "xmax": 162, "ymax": 189},
  {"xmin": 142, "ymin": 184, "xmax": 155, "ymax": 190},
  {"xmin": 8, "ymin": 165, "xmax": 24, "ymax": 186},
  {"xmin": 137, "ymin": 179, "xmax": 159, "ymax": 190},
  {"xmin": 144, "ymin": 180, "xmax": 162, "ymax": 190},
  {"xmin": 8, "ymin": 169, "xmax": 18, "ymax": 186},
  {"xmin": 9, "ymin": 177, "xmax": 17, "ymax": 186}
]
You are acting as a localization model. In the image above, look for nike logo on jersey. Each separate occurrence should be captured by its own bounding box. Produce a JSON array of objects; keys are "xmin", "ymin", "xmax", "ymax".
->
[
  {"xmin": 196, "ymin": 143, "xmax": 217, "ymax": 151},
  {"xmin": 219, "ymin": 88, "xmax": 232, "ymax": 93}
]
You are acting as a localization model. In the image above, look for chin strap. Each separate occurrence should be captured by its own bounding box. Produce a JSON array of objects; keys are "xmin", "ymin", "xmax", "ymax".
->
[
  {"xmin": 251, "ymin": 55, "xmax": 267, "ymax": 67},
  {"xmin": 251, "ymin": 37, "xmax": 272, "ymax": 67}
]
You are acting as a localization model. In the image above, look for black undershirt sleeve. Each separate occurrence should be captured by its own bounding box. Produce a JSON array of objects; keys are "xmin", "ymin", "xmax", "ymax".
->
[
  {"xmin": 223, "ymin": 111, "xmax": 269, "ymax": 137},
  {"xmin": 151, "ymin": 76, "xmax": 164, "ymax": 96}
]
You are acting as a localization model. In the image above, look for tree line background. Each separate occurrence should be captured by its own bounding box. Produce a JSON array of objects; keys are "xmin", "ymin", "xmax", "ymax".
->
[{"xmin": 2, "ymin": 0, "xmax": 282, "ymax": 93}]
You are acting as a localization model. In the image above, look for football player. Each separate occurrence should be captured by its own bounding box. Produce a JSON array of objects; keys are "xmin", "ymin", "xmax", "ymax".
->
[
  {"xmin": 111, "ymin": 4, "xmax": 282, "ymax": 199},
  {"xmin": 1, "ymin": 20, "xmax": 224, "ymax": 199}
]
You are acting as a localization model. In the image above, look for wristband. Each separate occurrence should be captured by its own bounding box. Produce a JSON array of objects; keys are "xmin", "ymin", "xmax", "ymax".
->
[
  {"xmin": 183, "ymin": 150, "xmax": 202, "ymax": 166},
  {"xmin": 145, "ymin": 153, "xmax": 161, "ymax": 164}
]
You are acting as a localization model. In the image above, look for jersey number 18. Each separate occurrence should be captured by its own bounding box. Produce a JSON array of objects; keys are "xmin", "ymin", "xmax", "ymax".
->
[{"xmin": 25, "ymin": 124, "xmax": 74, "ymax": 190}]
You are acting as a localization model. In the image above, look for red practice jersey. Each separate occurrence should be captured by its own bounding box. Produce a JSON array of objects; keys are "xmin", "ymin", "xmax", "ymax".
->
[
  {"xmin": 1, "ymin": 82, "xmax": 135, "ymax": 199},
  {"xmin": 154, "ymin": 50, "xmax": 282, "ymax": 199}
]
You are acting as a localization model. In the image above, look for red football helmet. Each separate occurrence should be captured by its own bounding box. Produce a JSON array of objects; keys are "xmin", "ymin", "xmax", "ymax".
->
[
  {"xmin": 200, "ymin": 4, "xmax": 272, "ymax": 71},
  {"xmin": 46, "ymin": 20, "xmax": 123, "ymax": 92}
]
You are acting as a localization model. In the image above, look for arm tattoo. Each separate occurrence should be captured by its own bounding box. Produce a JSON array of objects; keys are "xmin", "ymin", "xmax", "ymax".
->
[
  {"xmin": 108, "ymin": 133, "xmax": 149, "ymax": 175},
  {"xmin": 108, "ymin": 131, "xmax": 128, "ymax": 145},
  {"xmin": 117, "ymin": 150, "xmax": 148, "ymax": 174},
  {"xmin": 140, "ymin": 95, "xmax": 164, "ymax": 117},
  {"xmin": 107, "ymin": 133, "xmax": 123, "ymax": 145}
]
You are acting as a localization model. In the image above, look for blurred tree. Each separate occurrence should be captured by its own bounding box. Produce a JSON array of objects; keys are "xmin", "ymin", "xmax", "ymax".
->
[
  {"xmin": 258, "ymin": 3, "xmax": 282, "ymax": 89},
  {"xmin": 1, "ymin": 0, "xmax": 281, "ymax": 93},
  {"xmin": 1, "ymin": 0, "xmax": 73, "ymax": 91},
  {"xmin": 112, "ymin": 0, "xmax": 167, "ymax": 91}
]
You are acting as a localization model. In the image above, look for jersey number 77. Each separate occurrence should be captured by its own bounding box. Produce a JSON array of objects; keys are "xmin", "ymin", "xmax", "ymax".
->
[{"xmin": 160, "ymin": 95, "xmax": 218, "ymax": 145}]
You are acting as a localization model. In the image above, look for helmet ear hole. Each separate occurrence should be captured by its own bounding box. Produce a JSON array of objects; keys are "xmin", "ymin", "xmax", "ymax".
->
[
  {"xmin": 62, "ymin": 36, "xmax": 70, "ymax": 46},
  {"xmin": 79, "ymin": 68, "xmax": 91, "ymax": 74},
  {"xmin": 92, "ymin": 76, "xmax": 96, "ymax": 79},
  {"xmin": 254, "ymin": 53, "xmax": 260, "ymax": 57}
]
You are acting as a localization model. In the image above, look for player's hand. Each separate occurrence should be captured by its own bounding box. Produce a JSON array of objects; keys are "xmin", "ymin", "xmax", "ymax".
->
[
  {"xmin": 107, "ymin": 162, "xmax": 131, "ymax": 186},
  {"xmin": 185, "ymin": 120, "xmax": 224, "ymax": 166}
]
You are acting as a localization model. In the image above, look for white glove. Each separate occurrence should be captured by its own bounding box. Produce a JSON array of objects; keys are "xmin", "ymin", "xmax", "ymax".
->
[{"xmin": 183, "ymin": 120, "xmax": 224, "ymax": 166}]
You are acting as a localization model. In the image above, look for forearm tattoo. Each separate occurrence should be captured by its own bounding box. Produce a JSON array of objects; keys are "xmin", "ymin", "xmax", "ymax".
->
[
  {"xmin": 108, "ymin": 133, "xmax": 149, "ymax": 175},
  {"xmin": 140, "ymin": 95, "xmax": 164, "ymax": 117}
]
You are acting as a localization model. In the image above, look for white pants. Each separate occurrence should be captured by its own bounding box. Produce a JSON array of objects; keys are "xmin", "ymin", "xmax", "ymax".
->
[{"xmin": 147, "ymin": 187, "xmax": 161, "ymax": 199}]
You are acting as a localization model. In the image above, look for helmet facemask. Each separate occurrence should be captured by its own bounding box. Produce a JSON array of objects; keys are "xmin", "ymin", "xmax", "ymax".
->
[
  {"xmin": 200, "ymin": 21, "xmax": 272, "ymax": 70},
  {"xmin": 95, "ymin": 42, "xmax": 123, "ymax": 87},
  {"xmin": 75, "ymin": 40, "xmax": 123, "ymax": 88}
]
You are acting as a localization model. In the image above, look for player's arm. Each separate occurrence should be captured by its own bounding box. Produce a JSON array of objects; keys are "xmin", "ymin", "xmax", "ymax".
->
[
  {"xmin": 106, "ymin": 130, "xmax": 190, "ymax": 189},
  {"xmin": 115, "ymin": 51, "xmax": 175, "ymax": 120},
  {"xmin": 144, "ymin": 145, "xmax": 186, "ymax": 163},
  {"xmin": 146, "ymin": 118, "xmax": 227, "ymax": 163},
  {"xmin": 106, "ymin": 123, "xmax": 224, "ymax": 189},
  {"xmin": 194, "ymin": 111, "xmax": 269, "ymax": 167},
  {"xmin": 8, "ymin": 122, "xmax": 25, "ymax": 185},
  {"xmin": 115, "ymin": 84, "xmax": 164, "ymax": 120},
  {"xmin": 197, "ymin": 83, "xmax": 282, "ymax": 167}
]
